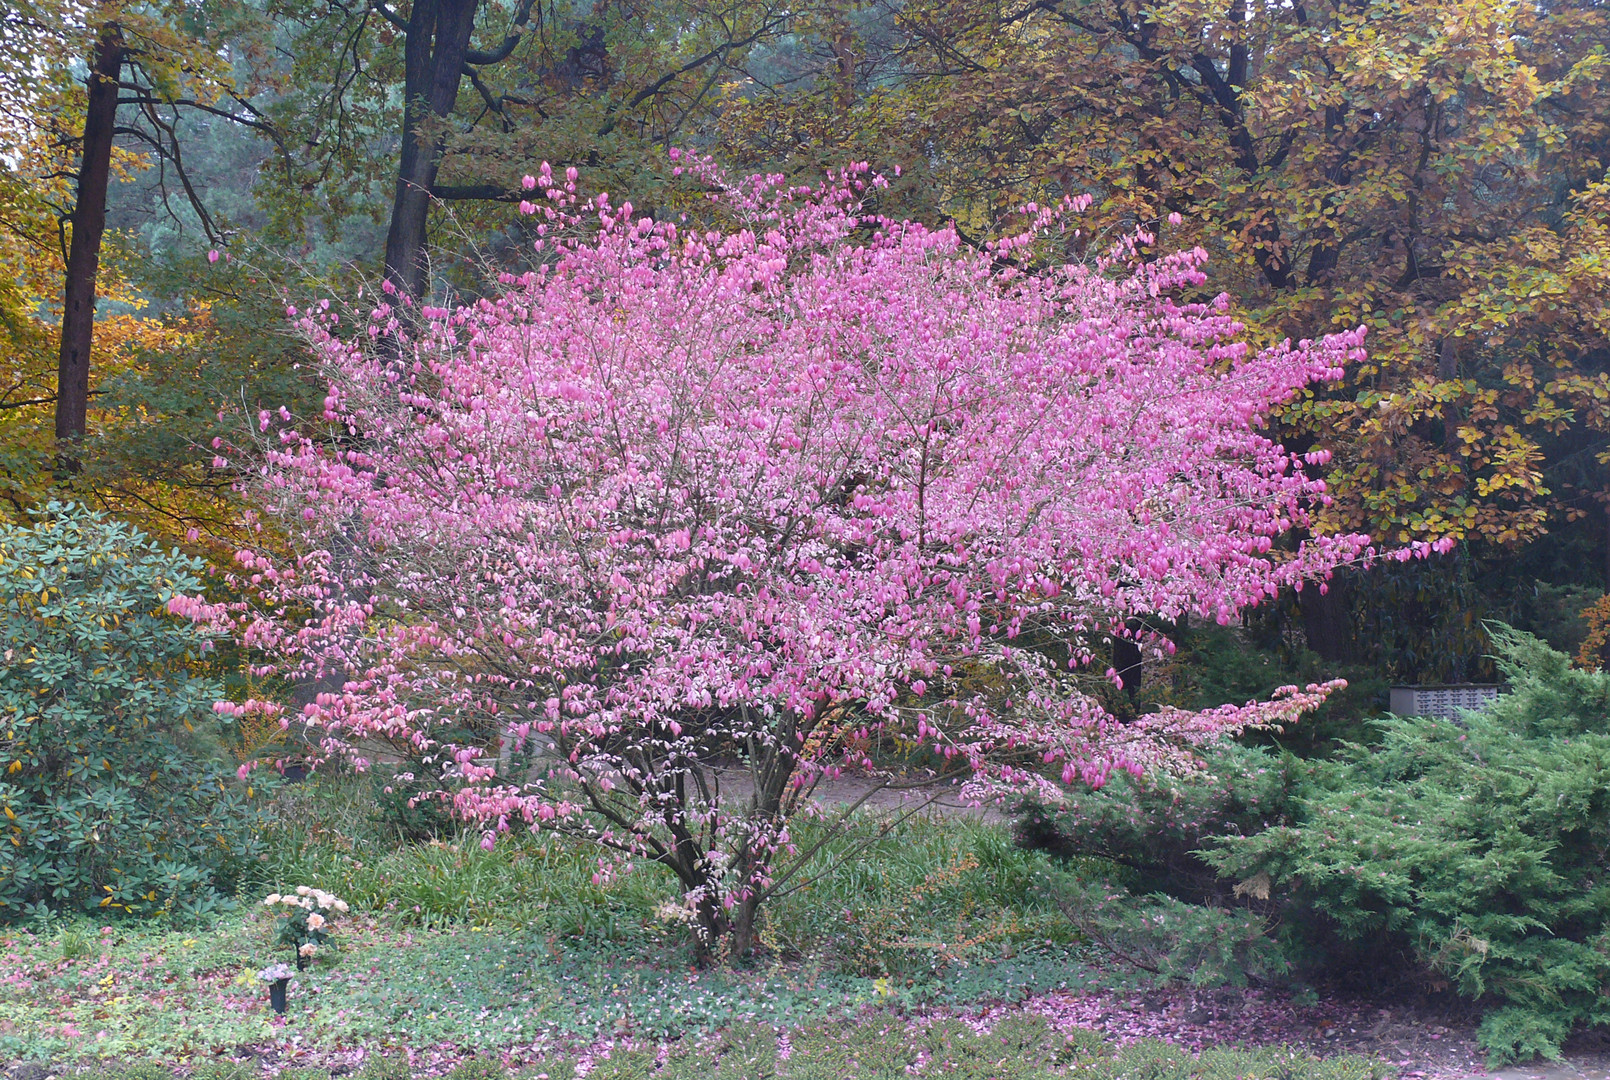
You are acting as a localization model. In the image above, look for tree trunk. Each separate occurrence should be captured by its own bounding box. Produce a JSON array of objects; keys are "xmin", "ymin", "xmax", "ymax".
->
[
  {"xmin": 730, "ymin": 897, "xmax": 760, "ymax": 958},
  {"xmin": 56, "ymin": 24, "xmax": 125, "ymax": 457},
  {"xmin": 1603, "ymin": 502, "xmax": 1610, "ymax": 596},
  {"xmin": 1438, "ymin": 337, "xmax": 1460, "ymax": 447},
  {"xmin": 383, "ymin": 0, "xmax": 481, "ymax": 301},
  {"xmin": 1111, "ymin": 634, "xmax": 1143, "ymax": 706},
  {"xmin": 1300, "ymin": 574, "xmax": 1354, "ymax": 664}
]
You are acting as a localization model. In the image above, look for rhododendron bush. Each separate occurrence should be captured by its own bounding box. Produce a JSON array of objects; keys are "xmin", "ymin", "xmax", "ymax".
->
[{"xmin": 176, "ymin": 161, "xmax": 1434, "ymax": 953}]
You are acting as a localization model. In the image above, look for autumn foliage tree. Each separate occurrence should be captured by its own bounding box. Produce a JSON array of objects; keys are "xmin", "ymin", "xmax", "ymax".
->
[
  {"xmin": 178, "ymin": 162, "xmax": 1444, "ymax": 955},
  {"xmin": 0, "ymin": 0, "xmax": 273, "ymax": 519},
  {"xmin": 716, "ymin": 0, "xmax": 1610, "ymax": 670},
  {"xmin": 890, "ymin": 0, "xmax": 1610, "ymax": 541}
]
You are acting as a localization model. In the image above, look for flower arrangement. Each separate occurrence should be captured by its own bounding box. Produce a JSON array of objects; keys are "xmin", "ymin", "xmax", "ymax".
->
[
  {"xmin": 256, "ymin": 962, "xmax": 294, "ymax": 983},
  {"xmin": 262, "ymin": 885, "xmax": 348, "ymax": 969}
]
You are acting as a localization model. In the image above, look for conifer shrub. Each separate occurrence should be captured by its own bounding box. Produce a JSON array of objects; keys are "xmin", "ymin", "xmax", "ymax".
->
[
  {"xmin": 1026, "ymin": 626, "xmax": 1610, "ymax": 1065},
  {"xmin": 1016, "ymin": 738, "xmax": 1311, "ymax": 906},
  {"xmin": 0, "ymin": 503, "xmax": 265, "ymax": 920},
  {"xmin": 1209, "ymin": 627, "xmax": 1610, "ymax": 1064},
  {"xmin": 1016, "ymin": 740, "xmax": 1304, "ymax": 988}
]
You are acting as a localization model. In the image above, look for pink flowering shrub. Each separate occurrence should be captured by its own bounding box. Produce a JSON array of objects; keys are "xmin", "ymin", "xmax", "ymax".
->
[{"xmin": 175, "ymin": 160, "xmax": 1443, "ymax": 954}]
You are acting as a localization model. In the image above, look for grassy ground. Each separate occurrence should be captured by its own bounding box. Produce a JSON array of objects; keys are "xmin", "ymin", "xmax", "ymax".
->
[
  {"xmin": 13, "ymin": 1017, "xmax": 1397, "ymax": 1080},
  {"xmin": 1, "ymin": 798, "xmax": 1113, "ymax": 1063},
  {"xmin": 0, "ymin": 905, "xmax": 1115, "ymax": 1061},
  {"xmin": 0, "ymin": 778, "xmax": 1395, "ymax": 1078}
]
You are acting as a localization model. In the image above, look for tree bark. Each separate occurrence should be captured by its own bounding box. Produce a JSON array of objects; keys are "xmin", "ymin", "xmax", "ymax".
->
[
  {"xmin": 56, "ymin": 24, "xmax": 125, "ymax": 456},
  {"xmin": 1300, "ymin": 574, "xmax": 1354, "ymax": 664},
  {"xmin": 1111, "ymin": 635, "xmax": 1143, "ymax": 706},
  {"xmin": 730, "ymin": 897, "xmax": 759, "ymax": 958},
  {"xmin": 1438, "ymin": 337, "xmax": 1460, "ymax": 447},
  {"xmin": 383, "ymin": 0, "xmax": 481, "ymax": 301},
  {"xmin": 1603, "ymin": 502, "xmax": 1610, "ymax": 596}
]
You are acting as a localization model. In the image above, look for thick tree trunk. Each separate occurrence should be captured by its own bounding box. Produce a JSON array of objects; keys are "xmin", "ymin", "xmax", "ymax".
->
[
  {"xmin": 383, "ymin": 0, "xmax": 481, "ymax": 301},
  {"xmin": 56, "ymin": 25, "xmax": 125, "ymax": 455},
  {"xmin": 730, "ymin": 898, "xmax": 760, "ymax": 958},
  {"xmin": 1300, "ymin": 574, "xmax": 1354, "ymax": 664},
  {"xmin": 1603, "ymin": 503, "xmax": 1610, "ymax": 596},
  {"xmin": 1111, "ymin": 635, "xmax": 1143, "ymax": 706}
]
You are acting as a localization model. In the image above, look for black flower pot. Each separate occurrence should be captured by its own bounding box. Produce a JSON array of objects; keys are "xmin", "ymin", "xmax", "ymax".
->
[{"xmin": 269, "ymin": 977, "xmax": 290, "ymax": 1014}]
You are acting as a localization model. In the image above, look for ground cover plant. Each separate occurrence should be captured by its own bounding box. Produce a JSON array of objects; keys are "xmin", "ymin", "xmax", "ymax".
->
[
  {"xmin": 0, "ymin": 795, "xmax": 1415, "ymax": 1075},
  {"xmin": 6, "ymin": 1011, "xmax": 1397, "ymax": 1080},
  {"xmin": 0, "ymin": 804, "xmax": 1111, "ymax": 1063},
  {"xmin": 0, "ymin": 908, "xmax": 1102, "ymax": 1064}
]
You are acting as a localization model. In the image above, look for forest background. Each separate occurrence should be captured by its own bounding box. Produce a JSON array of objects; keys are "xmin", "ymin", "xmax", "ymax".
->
[{"xmin": 3, "ymin": 0, "xmax": 1610, "ymax": 709}]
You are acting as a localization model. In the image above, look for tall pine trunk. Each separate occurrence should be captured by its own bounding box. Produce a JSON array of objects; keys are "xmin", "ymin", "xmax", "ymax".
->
[{"xmin": 56, "ymin": 24, "xmax": 125, "ymax": 458}]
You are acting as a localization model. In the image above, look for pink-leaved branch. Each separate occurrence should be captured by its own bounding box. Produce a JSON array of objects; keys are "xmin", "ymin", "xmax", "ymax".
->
[{"xmin": 171, "ymin": 157, "xmax": 1450, "ymax": 954}]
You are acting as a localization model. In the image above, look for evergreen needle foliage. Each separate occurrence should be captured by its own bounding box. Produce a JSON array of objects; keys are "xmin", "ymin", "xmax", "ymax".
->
[
  {"xmin": 1029, "ymin": 625, "xmax": 1610, "ymax": 1065},
  {"xmin": 1210, "ymin": 627, "xmax": 1610, "ymax": 1064}
]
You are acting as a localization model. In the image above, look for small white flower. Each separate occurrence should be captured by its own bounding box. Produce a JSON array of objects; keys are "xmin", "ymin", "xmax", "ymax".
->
[
  {"xmin": 306, "ymin": 913, "xmax": 326, "ymax": 931},
  {"xmin": 295, "ymin": 886, "xmax": 312, "ymax": 897},
  {"xmin": 334, "ymin": 900, "xmax": 349, "ymax": 913},
  {"xmin": 299, "ymin": 943, "xmax": 317, "ymax": 957},
  {"xmin": 263, "ymin": 893, "xmax": 282, "ymax": 905}
]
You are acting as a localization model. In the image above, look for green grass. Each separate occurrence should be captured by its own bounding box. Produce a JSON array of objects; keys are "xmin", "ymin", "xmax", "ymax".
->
[
  {"xmin": 0, "ymin": 778, "xmax": 1384, "ymax": 1077},
  {"xmin": 247, "ymin": 775, "xmax": 1087, "ymax": 975},
  {"xmin": 32, "ymin": 1018, "xmax": 1395, "ymax": 1079}
]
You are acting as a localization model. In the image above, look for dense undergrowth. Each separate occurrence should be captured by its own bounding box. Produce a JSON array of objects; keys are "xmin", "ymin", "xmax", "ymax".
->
[{"xmin": 1, "ymin": 801, "xmax": 1124, "ymax": 1064}]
